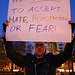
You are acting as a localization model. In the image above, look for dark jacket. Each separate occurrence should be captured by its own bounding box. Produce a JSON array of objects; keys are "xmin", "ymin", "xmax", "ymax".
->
[{"xmin": 5, "ymin": 41, "xmax": 73, "ymax": 75}]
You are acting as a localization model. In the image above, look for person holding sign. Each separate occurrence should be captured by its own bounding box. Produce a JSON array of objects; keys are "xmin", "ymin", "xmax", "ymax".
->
[{"xmin": 2, "ymin": 20, "xmax": 75, "ymax": 75}]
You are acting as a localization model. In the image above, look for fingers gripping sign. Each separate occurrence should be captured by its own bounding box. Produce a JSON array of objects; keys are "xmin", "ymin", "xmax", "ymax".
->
[
  {"xmin": 69, "ymin": 20, "xmax": 75, "ymax": 33},
  {"xmin": 3, "ymin": 20, "xmax": 9, "ymax": 32},
  {"xmin": 4, "ymin": 20, "xmax": 9, "ymax": 26}
]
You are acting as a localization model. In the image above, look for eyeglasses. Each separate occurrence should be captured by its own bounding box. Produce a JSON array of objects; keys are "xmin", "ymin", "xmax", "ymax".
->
[{"xmin": 35, "ymin": 43, "xmax": 45, "ymax": 48}]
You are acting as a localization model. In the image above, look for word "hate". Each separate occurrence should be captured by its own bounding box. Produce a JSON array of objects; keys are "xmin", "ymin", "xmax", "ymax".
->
[{"xmin": 9, "ymin": 16, "xmax": 28, "ymax": 23}]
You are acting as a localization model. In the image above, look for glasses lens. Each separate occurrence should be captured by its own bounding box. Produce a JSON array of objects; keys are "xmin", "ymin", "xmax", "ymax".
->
[
  {"xmin": 35, "ymin": 44, "xmax": 39, "ymax": 47},
  {"xmin": 40, "ymin": 44, "xmax": 44, "ymax": 47}
]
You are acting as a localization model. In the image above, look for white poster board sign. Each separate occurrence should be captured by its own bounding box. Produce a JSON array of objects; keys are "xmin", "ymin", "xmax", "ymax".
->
[{"xmin": 6, "ymin": 0, "xmax": 71, "ymax": 42}]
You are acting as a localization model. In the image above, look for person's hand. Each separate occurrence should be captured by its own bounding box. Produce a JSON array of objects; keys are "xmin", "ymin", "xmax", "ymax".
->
[
  {"xmin": 4, "ymin": 20, "xmax": 9, "ymax": 26},
  {"xmin": 69, "ymin": 20, "xmax": 75, "ymax": 33},
  {"xmin": 69, "ymin": 20, "xmax": 75, "ymax": 42},
  {"xmin": 3, "ymin": 20, "xmax": 9, "ymax": 32}
]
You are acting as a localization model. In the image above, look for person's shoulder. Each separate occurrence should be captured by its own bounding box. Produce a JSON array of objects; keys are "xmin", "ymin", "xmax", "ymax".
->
[
  {"xmin": 46, "ymin": 53, "xmax": 54, "ymax": 56},
  {"xmin": 26, "ymin": 53, "xmax": 34, "ymax": 58},
  {"xmin": 45, "ymin": 53, "xmax": 54, "ymax": 60},
  {"xmin": 25, "ymin": 53, "xmax": 34, "ymax": 62}
]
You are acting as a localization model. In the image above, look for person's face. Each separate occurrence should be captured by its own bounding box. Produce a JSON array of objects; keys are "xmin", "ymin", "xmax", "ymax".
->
[{"xmin": 33, "ymin": 42, "xmax": 46, "ymax": 57}]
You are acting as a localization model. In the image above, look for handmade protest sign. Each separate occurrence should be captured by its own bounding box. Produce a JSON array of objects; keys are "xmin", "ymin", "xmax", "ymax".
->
[{"xmin": 6, "ymin": 0, "xmax": 71, "ymax": 42}]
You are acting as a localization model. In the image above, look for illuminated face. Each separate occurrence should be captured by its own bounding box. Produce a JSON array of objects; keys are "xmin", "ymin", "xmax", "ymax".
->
[{"xmin": 33, "ymin": 42, "xmax": 46, "ymax": 57}]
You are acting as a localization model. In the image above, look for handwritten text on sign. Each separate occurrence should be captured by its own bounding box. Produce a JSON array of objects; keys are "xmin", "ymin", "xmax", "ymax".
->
[{"xmin": 7, "ymin": 0, "xmax": 71, "ymax": 42}]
